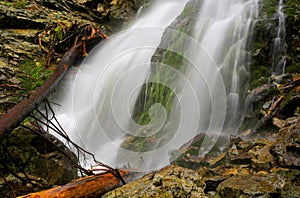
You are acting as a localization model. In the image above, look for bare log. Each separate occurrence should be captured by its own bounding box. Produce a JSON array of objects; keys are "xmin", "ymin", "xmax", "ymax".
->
[
  {"xmin": 0, "ymin": 38, "xmax": 82, "ymax": 140},
  {"xmin": 18, "ymin": 171, "xmax": 135, "ymax": 198}
]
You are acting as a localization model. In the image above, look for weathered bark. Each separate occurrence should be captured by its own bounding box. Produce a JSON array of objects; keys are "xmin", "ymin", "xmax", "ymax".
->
[
  {"xmin": 18, "ymin": 171, "xmax": 135, "ymax": 198},
  {"xmin": 0, "ymin": 38, "xmax": 82, "ymax": 140}
]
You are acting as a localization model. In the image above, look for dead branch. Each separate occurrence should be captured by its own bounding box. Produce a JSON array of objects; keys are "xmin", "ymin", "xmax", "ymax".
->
[
  {"xmin": 0, "ymin": 23, "xmax": 108, "ymax": 140},
  {"xmin": 29, "ymin": 101, "xmax": 127, "ymax": 184},
  {"xmin": 38, "ymin": 31, "xmax": 49, "ymax": 53},
  {"xmin": 0, "ymin": 37, "xmax": 82, "ymax": 140},
  {"xmin": 249, "ymin": 95, "xmax": 284, "ymax": 136},
  {"xmin": 18, "ymin": 171, "xmax": 135, "ymax": 198},
  {"xmin": 281, "ymin": 75, "xmax": 300, "ymax": 91}
]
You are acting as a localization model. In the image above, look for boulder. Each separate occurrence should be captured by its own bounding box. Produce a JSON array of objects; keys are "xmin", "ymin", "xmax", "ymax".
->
[
  {"xmin": 216, "ymin": 174, "xmax": 285, "ymax": 197},
  {"xmin": 103, "ymin": 165, "xmax": 207, "ymax": 198}
]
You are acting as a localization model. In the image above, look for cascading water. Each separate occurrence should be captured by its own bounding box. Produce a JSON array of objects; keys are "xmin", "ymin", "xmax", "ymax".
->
[
  {"xmin": 189, "ymin": 0, "xmax": 259, "ymax": 133},
  {"xmin": 52, "ymin": 0, "xmax": 259, "ymax": 172},
  {"xmin": 271, "ymin": 0, "xmax": 287, "ymax": 75}
]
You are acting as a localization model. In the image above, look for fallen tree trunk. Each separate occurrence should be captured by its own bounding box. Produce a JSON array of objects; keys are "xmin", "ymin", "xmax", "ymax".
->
[
  {"xmin": 19, "ymin": 170, "xmax": 135, "ymax": 198},
  {"xmin": 0, "ymin": 38, "xmax": 82, "ymax": 140}
]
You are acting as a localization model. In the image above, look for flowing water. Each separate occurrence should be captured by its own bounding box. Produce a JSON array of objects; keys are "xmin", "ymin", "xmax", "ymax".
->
[
  {"xmin": 52, "ymin": 0, "xmax": 259, "ymax": 171},
  {"xmin": 182, "ymin": 0, "xmax": 259, "ymax": 134},
  {"xmin": 272, "ymin": 0, "xmax": 287, "ymax": 75}
]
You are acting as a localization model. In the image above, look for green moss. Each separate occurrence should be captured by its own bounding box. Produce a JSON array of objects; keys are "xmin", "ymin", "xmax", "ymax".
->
[
  {"xmin": 134, "ymin": 51, "xmax": 185, "ymax": 126},
  {"xmin": 138, "ymin": 137, "xmax": 146, "ymax": 152},
  {"xmin": 18, "ymin": 59, "xmax": 53, "ymax": 91},
  {"xmin": 262, "ymin": 0, "xmax": 280, "ymax": 18},
  {"xmin": 249, "ymin": 66, "xmax": 270, "ymax": 89},
  {"xmin": 285, "ymin": 1, "xmax": 300, "ymax": 17},
  {"xmin": 282, "ymin": 89, "xmax": 296, "ymax": 107},
  {"xmin": 181, "ymin": 6, "xmax": 191, "ymax": 18},
  {"xmin": 0, "ymin": 0, "xmax": 29, "ymax": 9},
  {"xmin": 54, "ymin": 26, "xmax": 64, "ymax": 41},
  {"xmin": 286, "ymin": 61, "xmax": 300, "ymax": 74}
]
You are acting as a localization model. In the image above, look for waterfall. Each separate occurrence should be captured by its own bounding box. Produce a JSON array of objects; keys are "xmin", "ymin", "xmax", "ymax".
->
[
  {"xmin": 52, "ymin": 0, "xmax": 259, "ymax": 172},
  {"xmin": 271, "ymin": 0, "xmax": 287, "ymax": 75}
]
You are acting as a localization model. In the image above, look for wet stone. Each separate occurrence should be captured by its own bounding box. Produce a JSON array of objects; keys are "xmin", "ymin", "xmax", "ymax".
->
[
  {"xmin": 216, "ymin": 174, "xmax": 285, "ymax": 197},
  {"xmin": 272, "ymin": 117, "xmax": 300, "ymax": 167},
  {"xmin": 251, "ymin": 143, "xmax": 275, "ymax": 170}
]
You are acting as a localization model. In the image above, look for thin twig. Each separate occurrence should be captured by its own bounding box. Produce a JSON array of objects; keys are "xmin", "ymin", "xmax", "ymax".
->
[{"xmin": 33, "ymin": 100, "xmax": 127, "ymax": 184}]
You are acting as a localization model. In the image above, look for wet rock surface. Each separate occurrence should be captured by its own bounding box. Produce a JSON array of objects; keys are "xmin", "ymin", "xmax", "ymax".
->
[
  {"xmin": 216, "ymin": 174, "xmax": 285, "ymax": 197},
  {"xmin": 121, "ymin": 0, "xmax": 203, "ymax": 154},
  {"xmin": 272, "ymin": 116, "xmax": 300, "ymax": 167}
]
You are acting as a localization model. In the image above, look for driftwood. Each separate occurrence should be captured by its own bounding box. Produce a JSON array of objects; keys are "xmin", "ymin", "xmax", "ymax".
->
[{"xmin": 18, "ymin": 171, "xmax": 135, "ymax": 198}]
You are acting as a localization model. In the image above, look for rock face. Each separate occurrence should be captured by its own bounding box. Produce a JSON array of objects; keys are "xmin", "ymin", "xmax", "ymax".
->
[
  {"xmin": 242, "ymin": 0, "xmax": 300, "ymax": 130},
  {"xmin": 103, "ymin": 165, "xmax": 207, "ymax": 198}
]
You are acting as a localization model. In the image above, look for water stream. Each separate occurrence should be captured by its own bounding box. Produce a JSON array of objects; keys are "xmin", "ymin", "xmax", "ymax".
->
[
  {"xmin": 271, "ymin": 0, "xmax": 287, "ymax": 75},
  {"xmin": 52, "ymin": 0, "xmax": 259, "ymax": 172}
]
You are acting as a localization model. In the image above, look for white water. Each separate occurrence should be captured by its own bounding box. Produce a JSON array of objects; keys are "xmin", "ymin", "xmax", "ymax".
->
[
  {"xmin": 161, "ymin": 0, "xmax": 259, "ymax": 160},
  {"xmin": 189, "ymin": 0, "xmax": 259, "ymax": 133},
  {"xmin": 272, "ymin": 0, "xmax": 287, "ymax": 75},
  {"xmin": 52, "ymin": 0, "xmax": 259, "ymax": 171}
]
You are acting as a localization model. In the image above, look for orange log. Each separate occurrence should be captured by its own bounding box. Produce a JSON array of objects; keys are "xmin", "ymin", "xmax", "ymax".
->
[{"xmin": 19, "ymin": 171, "xmax": 133, "ymax": 198}]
